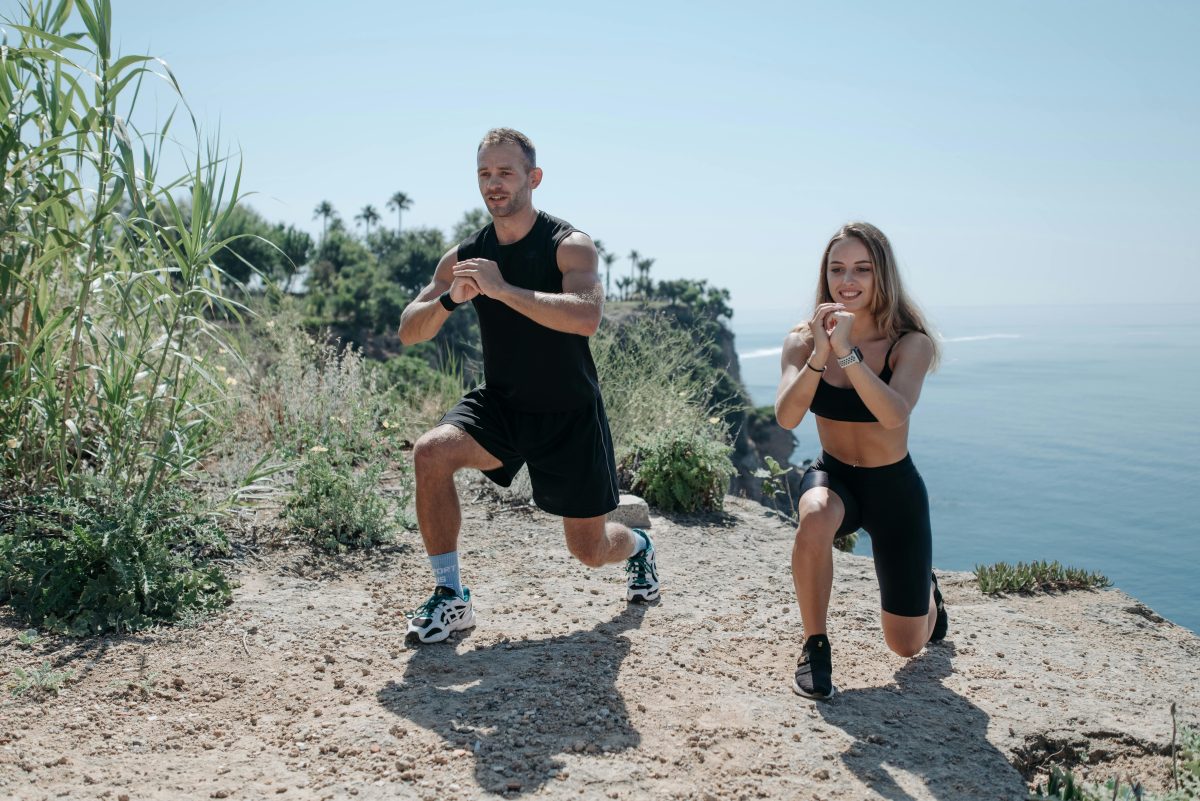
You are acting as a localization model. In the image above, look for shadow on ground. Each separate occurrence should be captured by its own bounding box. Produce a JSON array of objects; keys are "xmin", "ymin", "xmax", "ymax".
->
[
  {"xmin": 817, "ymin": 641, "xmax": 1027, "ymax": 801},
  {"xmin": 378, "ymin": 604, "xmax": 648, "ymax": 795}
]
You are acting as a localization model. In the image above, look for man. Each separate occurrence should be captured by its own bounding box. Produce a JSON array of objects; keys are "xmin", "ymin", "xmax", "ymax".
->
[{"xmin": 397, "ymin": 128, "xmax": 658, "ymax": 645}]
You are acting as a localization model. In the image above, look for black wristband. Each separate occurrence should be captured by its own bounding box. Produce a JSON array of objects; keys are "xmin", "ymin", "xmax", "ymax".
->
[
  {"xmin": 806, "ymin": 360, "xmax": 826, "ymax": 373},
  {"xmin": 438, "ymin": 291, "xmax": 461, "ymax": 312}
]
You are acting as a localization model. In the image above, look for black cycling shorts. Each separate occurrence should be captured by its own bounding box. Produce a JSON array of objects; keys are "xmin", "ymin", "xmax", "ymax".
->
[
  {"xmin": 798, "ymin": 451, "xmax": 933, "ymax": 617},
  {"xmin": 439, "ymin": 386, "xmax": 620, "ymax": 519}
]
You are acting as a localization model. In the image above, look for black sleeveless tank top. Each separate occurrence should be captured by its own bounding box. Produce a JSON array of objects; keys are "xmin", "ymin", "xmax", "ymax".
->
[
  {"xmin": 456, "ymin": 210, "xmax": 602, "ymax": 412},
  {"xmin": 809, "ymin": 336, "xmax": 905, "ymax": 423}
]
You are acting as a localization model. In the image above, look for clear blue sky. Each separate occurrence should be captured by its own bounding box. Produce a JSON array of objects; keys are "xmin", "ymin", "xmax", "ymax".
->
[{"xmin": 11, "ymin": 0, "xmax": 1198, "ymax": 311}]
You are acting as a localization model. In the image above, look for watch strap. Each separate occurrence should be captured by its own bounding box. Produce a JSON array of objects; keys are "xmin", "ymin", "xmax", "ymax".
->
[{"xmin": 836, "ymin": 346, "xmax": 863, "ymax": 369}]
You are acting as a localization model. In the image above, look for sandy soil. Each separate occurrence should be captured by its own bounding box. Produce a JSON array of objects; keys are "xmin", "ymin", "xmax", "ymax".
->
[{"xmin": 3, "ymin": 493, "xmax": 1198, "ymax": 801}]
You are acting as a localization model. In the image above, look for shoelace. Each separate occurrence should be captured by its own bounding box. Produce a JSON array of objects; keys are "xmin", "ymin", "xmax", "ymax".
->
[
  {"xmin": 625, "ymin": 549, "xmax": 652, "ymax": 584},
  {"xmin": 406, "ymin": 593, "xmax": 447, "ymax": 621}
]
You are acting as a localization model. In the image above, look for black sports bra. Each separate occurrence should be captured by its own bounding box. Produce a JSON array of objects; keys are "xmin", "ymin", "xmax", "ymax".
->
[{"xmin": 809, "ymin": 336, "xmax": 904, "ymax": 423}]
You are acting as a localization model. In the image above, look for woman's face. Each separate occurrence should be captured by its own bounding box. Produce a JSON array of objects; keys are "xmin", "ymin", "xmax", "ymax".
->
[{"xmin": 825, "ymin": 237, "xmax": 875, "ymax": 312}]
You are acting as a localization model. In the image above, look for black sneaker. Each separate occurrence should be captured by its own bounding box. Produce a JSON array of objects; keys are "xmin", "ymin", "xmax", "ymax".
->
[
  {"xmin": 404, "ymin": 586, "xmax": 475, "ymax": 645},
  {"xmin": 792, "ymin": 634, "xmax": 837, "ymax": 700},
  {"xmin": 930, "ymin": 572, "xmax": 948, "ymax": 643}
]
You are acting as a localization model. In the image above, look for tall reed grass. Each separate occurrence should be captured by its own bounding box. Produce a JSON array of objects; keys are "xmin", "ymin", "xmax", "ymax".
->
[
  {"xmin": 1, "ymin": 1, "xmax": 250, "ymax": 633},
  {"xmin": 1, "ymin": 0, "xmax": 246, "ymax": 501}
]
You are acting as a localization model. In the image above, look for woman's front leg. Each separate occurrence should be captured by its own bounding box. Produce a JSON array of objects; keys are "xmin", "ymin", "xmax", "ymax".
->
[{"xmin": 792, "ymin": 488, "xmax": 845, "ymax": 635}]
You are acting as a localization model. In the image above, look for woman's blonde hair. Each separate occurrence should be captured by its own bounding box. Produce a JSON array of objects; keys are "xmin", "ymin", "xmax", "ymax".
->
[{"xmin": 816, "ymin": 221, "xmax": 940, "ymax": 370}]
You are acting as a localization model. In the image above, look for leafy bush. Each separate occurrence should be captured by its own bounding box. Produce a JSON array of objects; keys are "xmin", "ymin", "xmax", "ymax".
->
[
  {"xmin": 592, "ymin": 313, "xmax": 731, "ymax": 455},
  {"xmin": 0, "ymin": 485, "xmax": 232, "ymax": 635},
  {"xmin": 621, "ymin": 429, "xmax": 735, "ymax": 514},
  {"xmin": 975, "ymin": 560, "xmax": 1111, "ymax": 595},
  {"xmin": 283, "ymin": 453, "xmax": 401, "ymax": 552}
]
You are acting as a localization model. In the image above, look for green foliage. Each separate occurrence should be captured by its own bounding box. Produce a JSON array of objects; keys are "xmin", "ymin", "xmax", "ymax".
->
[
  {"xmin": 284, "ymin": 453, "xmax": 400, "ymax": 552},
  {"xmin": 9, "ymin": 660, "xmax": 73, "ymax": 698},
  {"xmin": 16, "ymin": 629, "xmax": 40, "ymax": 648},
  {"xmin": 369, "ymin": 352, "xmax": 467, "ymax": 441},
  {"xmin": 0, "ymin": 485, "xmax": 232, "ymax": 635},
  {"xmin": 622, "ymin": 429, "xmax": 735, "ymax": 514},
  {"xmin": 452, "ymin": 208, "xmax": 491, "ymax": 243},
  {"xmin": 593, "ymin": 313, "xmax": 732, "ymax": 455},
  {"xmin": 240, "ymin": 312, "xmax": 408, "ymax": 461},
  {"xmin": 1, "ymin": 0, "xmax": 244, "ymax": 503},
  {"xmin": 209, "ymin": 203, "xmax": 311, "ymax": 287},
  {"xmin": 975, "ymin": 560, "xmax": 1111, "ymax": 595}
]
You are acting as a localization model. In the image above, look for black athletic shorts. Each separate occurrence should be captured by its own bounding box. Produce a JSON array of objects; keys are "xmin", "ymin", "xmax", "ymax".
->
[
  {"xmin": 798, "ymin": 451, "xmax": 933, "ymax": 617},
  {"xmin": 439, "ymin": 386, "xmax": 620, "ymax": 519}
]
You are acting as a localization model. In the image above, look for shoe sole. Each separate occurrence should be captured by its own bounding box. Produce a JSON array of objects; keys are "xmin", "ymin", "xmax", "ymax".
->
[
  {"xmin": 627, "ymin": 587, "xmax": 660, "ymax": 603},
  {"xmin": 792, "ymin": 678, "xmax": 838, "ymax": 700},
  {"xmin": 404, "ymin": 609, "xmax": 476, "ymax": 646}
]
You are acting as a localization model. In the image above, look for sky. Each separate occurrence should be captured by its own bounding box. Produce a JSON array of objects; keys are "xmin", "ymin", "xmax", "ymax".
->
[{"xmin": 7, "ymin": 0, "xmax": 1198, "ymax": 312}]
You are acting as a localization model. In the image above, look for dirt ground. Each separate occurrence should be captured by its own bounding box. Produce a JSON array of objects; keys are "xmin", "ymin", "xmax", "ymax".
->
[{"xmin": 3, "ymin": 493, "xmax": 1198, "ymax": 801}]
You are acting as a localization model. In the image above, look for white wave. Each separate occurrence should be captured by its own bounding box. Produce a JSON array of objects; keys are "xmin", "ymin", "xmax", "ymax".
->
[
  {"xmin": 739, "ymin": 346, "xmax": 783, "ymax": 359},
  {"xmin": 939, "ymin": 333, "xmax": 1022, "ymax": 343}
]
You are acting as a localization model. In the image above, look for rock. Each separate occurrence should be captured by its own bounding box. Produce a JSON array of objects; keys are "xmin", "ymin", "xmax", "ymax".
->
[{"xmin": 607, "ymin": 495, "xmax": 651, "ymax": 529}]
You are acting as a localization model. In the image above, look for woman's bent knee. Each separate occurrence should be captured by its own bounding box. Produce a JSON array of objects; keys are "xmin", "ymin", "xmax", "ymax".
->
[{"xmin": 794, "ymin": 490, "xmax": 842, "ymax": 551}]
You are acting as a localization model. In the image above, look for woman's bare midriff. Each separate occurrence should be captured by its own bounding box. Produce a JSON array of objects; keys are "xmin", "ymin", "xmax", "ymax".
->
[{"xmin": 814, "ymin": 416, "xmax": 910, "ymax": 467}]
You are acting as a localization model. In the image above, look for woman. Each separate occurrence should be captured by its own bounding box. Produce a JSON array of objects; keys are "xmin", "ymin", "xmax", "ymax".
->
[{"xmin": 774, "ymin": 221, "xmax": 946, "ymax": 700}]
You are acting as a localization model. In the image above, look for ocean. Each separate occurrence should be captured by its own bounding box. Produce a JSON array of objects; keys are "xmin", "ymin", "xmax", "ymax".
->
[{"xmin": 733, "ymin": 304, "xmax": 1200, "ymax": 634}]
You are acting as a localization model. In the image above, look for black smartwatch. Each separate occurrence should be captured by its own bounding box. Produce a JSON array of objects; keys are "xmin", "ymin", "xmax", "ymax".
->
[{"xmin": 438, "ymin": 291, "xmax": 462, "ymax": 312}]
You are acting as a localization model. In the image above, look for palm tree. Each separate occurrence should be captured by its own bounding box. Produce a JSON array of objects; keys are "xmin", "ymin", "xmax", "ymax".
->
[
  {"xmin": 627, "ymin": 249, "xmax": 640, "ymax": 286},
  {"xmin": 356, "ymin": 205, "xmax": 381, "ymax": 238},
  {"xmin": 638, "ymin": 257, "xmax": 655, "ymax": 299},
  {"xmin": 602, "ymin": 252, "xmax": 617, "ymax": 296},
  {"xmin": 313, "ymin": 200, "xmax": 336, "ymax": 244},
  {"xmin": 387, "ymin": 191, "xmax": 413, "ymax": 233},
  {"xmin": 615, "ymin": 275, "xmax": 633, "ymax": 302}
]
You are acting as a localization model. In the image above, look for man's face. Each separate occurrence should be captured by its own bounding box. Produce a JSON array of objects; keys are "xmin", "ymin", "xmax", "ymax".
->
[{"xmin": 476, "ymin": 143, "xmax": 541, "ymax": 218}]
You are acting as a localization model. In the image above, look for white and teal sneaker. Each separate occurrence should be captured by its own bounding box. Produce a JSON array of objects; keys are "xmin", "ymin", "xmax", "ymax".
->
[
  {"xmin": 405, "ymin": 586, "xmax": 475, "ymax": 645},
  {"xmin": 625, "ymin": 530, "xmax": 660, "ymax": 603}
]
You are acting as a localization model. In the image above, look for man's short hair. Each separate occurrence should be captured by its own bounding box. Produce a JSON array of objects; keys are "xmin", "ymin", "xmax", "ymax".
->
[{"xmin": 478, "ymin": 128, "xmax": 536, "ymax": 171}]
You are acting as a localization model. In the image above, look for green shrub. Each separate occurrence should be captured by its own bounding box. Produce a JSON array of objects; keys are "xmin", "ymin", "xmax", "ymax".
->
[
  {"xmin": 9, "ymin": 660, "xmax": 73, "ymax": 698},
  {"xmin": 975, "ymin": 560, "xmax": 1111, "ymax": 595},
  {"xmin": 0, "ymin": 485, "xmax": 232, "ymax": 635},
  {"xmin": 283, "ymin": 452, "xmax": 401, "ymax": 552},
  {"xmin": 621, "ymin": 429, "xmax": 735, "ymax": 514},
  {"xmin": 592, "ymin": 313, "xmax": 731, "ymax": 455}
]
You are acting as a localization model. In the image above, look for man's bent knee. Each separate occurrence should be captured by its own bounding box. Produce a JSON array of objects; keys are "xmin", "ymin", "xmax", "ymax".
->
[
  {"xmin": 568, "ymin": 542, "xmax": 607, "ymax": 569},
  {"xmin": 563, "ymin": 517, "xmax": 610, "ymax": 568},
  {"xmin": 413, "ymin": 426, "xmax": 465, "ymax": 477}
]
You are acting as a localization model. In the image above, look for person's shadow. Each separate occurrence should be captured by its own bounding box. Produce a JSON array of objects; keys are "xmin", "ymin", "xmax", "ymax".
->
[
  {"xmin": 816, "ymin": 642, "xmax": 1028, "ymax": 800},
  {"xmin": 378, "ymin": 604, "xmax": 648, "ymax": 795}
]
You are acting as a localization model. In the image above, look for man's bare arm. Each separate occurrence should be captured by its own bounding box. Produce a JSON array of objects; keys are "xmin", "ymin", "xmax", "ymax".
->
[
  {"xmin": 451, "ymin": 232, "xmax": 603, "ymax": 336},
  {"xmin": 397, "ymin": 247, "xmax": 480, "ymax": 345}
]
